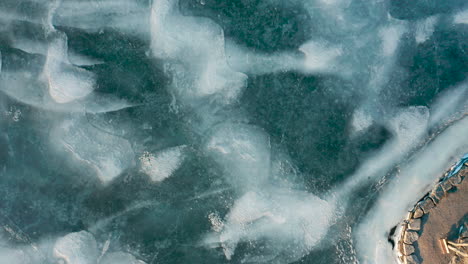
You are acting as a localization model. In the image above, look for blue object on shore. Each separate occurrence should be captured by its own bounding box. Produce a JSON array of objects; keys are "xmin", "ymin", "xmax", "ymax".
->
[{"xmin": 450, "ymin": 153, "xmax": 468, "ymax": 176}]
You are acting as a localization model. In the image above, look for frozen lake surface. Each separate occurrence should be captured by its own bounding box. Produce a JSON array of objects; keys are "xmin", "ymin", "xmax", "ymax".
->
[{"xmin": 0, "ymin": 0, "xmax": 467, "ymax": 263}]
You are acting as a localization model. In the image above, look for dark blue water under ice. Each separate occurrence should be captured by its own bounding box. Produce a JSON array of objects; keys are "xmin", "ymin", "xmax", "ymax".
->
[{"xmin": 0, "ymin": 0, "xmax": 467, "ymax": 263}]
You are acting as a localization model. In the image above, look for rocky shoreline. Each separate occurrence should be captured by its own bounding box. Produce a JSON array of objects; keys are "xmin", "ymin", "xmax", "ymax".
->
[{"xmin": 396, "ymin": 155, "xmax": 468, "ymax": 264}]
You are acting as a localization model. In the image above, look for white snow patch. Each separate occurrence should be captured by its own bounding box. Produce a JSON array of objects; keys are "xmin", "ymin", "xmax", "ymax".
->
[{"xmin": 139, "ymin": 146, "xmax": 186, "ymax": 182}]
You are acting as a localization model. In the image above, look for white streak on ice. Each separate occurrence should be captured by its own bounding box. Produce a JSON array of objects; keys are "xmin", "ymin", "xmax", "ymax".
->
[
  {"xmin": 429, "ymin": 81, "xmax": 468, "ymax": 127},
  {"xmin": 225, "ymin": 40, "xmax": 342, "ymax": 75},
  {"xmin": 336, "ymin": 106, "xmax": 430, "ymax": 199}
]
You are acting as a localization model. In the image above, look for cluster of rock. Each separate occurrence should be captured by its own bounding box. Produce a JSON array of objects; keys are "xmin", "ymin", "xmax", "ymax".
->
[{"xmin": 396, "ymin": 158, "xmax": 468, "ymax": 264}]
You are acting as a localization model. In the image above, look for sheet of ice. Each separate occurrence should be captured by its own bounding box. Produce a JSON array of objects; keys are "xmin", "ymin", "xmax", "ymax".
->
[
  {"xmin": 453, "ymin": 9, "xmax": 468, "ymax": 24},
  {"xmin": 355, "ymin": 117, "xmax": 468, "ymax": 264},
  {"xmin": 150, "ymin": 0, "xmax": 247, "ymax": 104},
  {"xmin": 207, "ymin": 188, "xmax": 334, "ymax": 263},
  {"xmin": 205, "ymin": 123, "xmax": 271, "ymax": 190},
  {"xmin": 100, "ymin": 252, "xmax": 146, "ymax": 264},
  {"xmin": 53, "ymin": 231, "xmax": 99, "ymax": 264},
  {"xmin": 415, "ymin": 16, "xmax": 438, "ymax": 44},
  {"xmin": 44, "ymin": 35, "xmax": 95, "ymax": 104},
  {"xmin": 53, "ymin": 118, "xmax": 135, "ymax": 183},
  {"xmin": 139, "ymin": 145, "xmax": 186, "ymax": 182}
]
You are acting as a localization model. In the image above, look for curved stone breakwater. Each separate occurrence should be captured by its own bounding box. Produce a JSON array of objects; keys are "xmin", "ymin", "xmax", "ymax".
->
[{"xmin": 396, "ymin": 155, "xmax": 468, "ymax": 264}]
